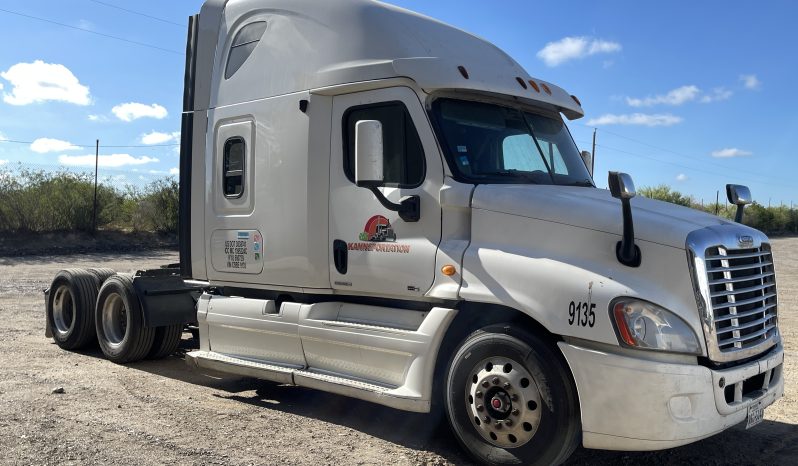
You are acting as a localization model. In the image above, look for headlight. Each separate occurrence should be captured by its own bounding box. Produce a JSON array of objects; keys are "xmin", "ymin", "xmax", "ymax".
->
[{"xmin": 610, "ymin": 298, "xmax": 701, "ymax": 355}]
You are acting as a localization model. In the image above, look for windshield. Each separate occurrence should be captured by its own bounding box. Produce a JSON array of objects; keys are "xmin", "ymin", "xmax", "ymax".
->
[{"xmin": 431, "ymin": 98, "xmax": 593, "ymax": 187}]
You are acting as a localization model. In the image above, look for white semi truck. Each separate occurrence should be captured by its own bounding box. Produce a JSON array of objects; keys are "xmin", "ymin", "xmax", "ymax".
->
[{"xmin": 44, "ymin": 1, "xmax": 784, "ymax": 464}]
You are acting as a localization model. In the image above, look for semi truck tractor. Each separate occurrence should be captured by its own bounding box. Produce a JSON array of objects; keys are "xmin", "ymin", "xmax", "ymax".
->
[{"xmin": 44, "ymin": 1, "xmax": 783, "ymax": 464}]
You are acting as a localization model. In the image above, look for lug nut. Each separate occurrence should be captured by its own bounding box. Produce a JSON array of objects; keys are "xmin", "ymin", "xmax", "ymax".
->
[
  {"xmin": 492, "ymin": 377, "xmax": 500, "ymax": 385},
  {"xmin": 482, "ymin": 381, "xmax": 490, "ymax": 388},
  {"xmin": 476, "ymin": 405, "xmax": 484, "ymax": 411},
  {"xmin": 510, "ymin": 394, "xmax": 518, "ymax": 401},
  {"xmin": 483, "ymin": 416, "xmax": 490, "ymax": 422},
  {"xmin": 495, "ymin": 421, "xmax": 502, "ymax": 429},
  {"xmin": 476, "ymin": 391, "xmax": 483, "ymax": 398},
  {"xmin": 503, "ymin": 382, "xmax": 511, "ymax": 389},
  {"xmin": 512, "ymin": 409, "xmax": 519, "ymax": 416},
  {"xmin": 504, "ymin": 419, "xmax": 513, "ymax": 426}
]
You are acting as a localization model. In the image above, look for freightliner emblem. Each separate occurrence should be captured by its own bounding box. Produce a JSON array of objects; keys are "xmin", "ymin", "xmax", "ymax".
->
[{"xmin": 738, "ymin": 235, "xmax": 754, "ymax": 248}]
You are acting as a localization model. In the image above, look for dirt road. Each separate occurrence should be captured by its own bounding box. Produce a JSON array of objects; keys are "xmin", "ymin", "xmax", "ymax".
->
[{"xmin": 0, "ymin": 240, "xmax": 795, "ymax": 465}]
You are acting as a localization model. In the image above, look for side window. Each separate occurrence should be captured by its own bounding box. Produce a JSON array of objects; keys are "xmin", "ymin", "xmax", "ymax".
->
[
  {"xmin": 343, "ymin": 102, "xmax": 425, "ymax": 188},
  {"xmin": 223, "ymin": 137, "xmax": 245, "ymax": 198},
  {"xmin": 225, "ymin": 21, "xmax": 267, "ymax": 79}
]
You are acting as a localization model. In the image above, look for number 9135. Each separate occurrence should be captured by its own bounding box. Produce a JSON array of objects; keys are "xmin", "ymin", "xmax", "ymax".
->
[{"xmin": 568, "ymin": 301, "xmax": 596, "ymax": 327}]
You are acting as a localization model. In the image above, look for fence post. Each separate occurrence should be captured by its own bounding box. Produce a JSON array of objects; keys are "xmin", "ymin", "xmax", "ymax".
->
[{"xmin": 92, "ymin": 139, "xmax": 99, "ymax": 233}]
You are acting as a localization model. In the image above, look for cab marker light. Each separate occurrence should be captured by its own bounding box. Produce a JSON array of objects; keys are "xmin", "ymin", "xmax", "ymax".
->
[
  {"xmin": 457, "ymin": 65, "xmax": 469, "ymax": 79},
  {"xmin": 540, "ymin": 83, "xmax": 552, "ymax": 95},
  {"xmin": 571, "ymin": 95, "xmax": 582, "ymax": 106},
  {"xmin": 515, "ymin": 77, "xmax": 528, "ymax": 89},
  {"xmin": 528, "ymin": 80, "xmax": 540, "ymax": 93},
  {"xmin": 441, "ymin": 265, "xmax": 457, "ymax": 276}
]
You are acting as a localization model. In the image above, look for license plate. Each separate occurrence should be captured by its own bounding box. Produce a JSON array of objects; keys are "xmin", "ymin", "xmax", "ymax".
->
[{"xmin": 745, "ymin": 400, "xmax": 765, "ymax": 429}]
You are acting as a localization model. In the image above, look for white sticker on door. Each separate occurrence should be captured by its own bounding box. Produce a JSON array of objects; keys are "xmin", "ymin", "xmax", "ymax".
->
[{"xmin": 210, "ymin": 230, "xmax": 264, "ymax": 274}]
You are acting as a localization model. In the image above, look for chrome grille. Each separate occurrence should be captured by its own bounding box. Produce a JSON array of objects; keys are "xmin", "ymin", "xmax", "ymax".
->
[{"xmin": 704, "ymin": 245, "xmax": 778, "ymax": 353}]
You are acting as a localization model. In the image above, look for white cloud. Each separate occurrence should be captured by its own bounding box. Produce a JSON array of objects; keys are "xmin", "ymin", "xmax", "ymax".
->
[
  {"xmin": 141, "ymin": 131, "xmax": 180, "ymax": 145},
  {"xmin": 87, "ymin": 114, "xmax": 109, "ymax": 122},
  {"xmin": 111, "ymin": 102, "xmax": 168, "ymax": 122},
  {"xmin": 586, "ymin": 113, "xmax": 683, "ymax": 127},
  {"xmin": 30, "ymin": 138, "xmax": 80, "ymax": 154},
  {"xmin": 0, "ymin": 159, "xmax": 8, "ymax": 166},
  {"xmin": 626, "ymin": 85, "xmax": 700, "ymax": 107},
  {"xmin": 0, "ymin": 60, "xmax": 91, "ymax": 106},
  {"xmin": 711, "ymin": 148, "xmax": 752, "ymax": 158},
  {"xmin": 676, "ymin": 173, "xmax": 688, "ymax": 181},
  {"xmin": 740, "ymin": 74, "xmax": 761, "ymax": 90},
  {"xmin": 0, "ymin": 132, "xmax": 7, "ymax": 141},
  {"xmin": 59, "ymin": 153, "xmax": 159, "ymax": 168},
  {"xmin": 536, "ymin": 36, "xmax": 621, "ymax": 67},
  {"xmin": 699, "ymin": 87, "xmax": 733, "ymax": 103},
  {"xmin": 169, "ymin": 167, "xmax": 180, "ymax": 175}
]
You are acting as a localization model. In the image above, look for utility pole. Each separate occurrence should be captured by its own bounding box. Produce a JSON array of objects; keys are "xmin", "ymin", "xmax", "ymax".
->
[
  {"xmin": 92, "ymin": 139, "xmax": 99, "ymax": 233},
  {"xmin": 715, "ymin": 190, "xmax": 719, "ymax": 215},
  {"xmin": 591, "ymin": 128, "xmax": 597, "ymax": 175}
]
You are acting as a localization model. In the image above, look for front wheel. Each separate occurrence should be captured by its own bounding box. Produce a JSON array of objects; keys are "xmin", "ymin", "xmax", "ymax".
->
[{"xmin": 444, "ymin": 325, "xmax": 580, "ymax": 466}]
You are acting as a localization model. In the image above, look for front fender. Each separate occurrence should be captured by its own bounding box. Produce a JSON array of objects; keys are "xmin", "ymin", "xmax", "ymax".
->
[{"xmin": 459, "ymin": 209, "xmax": 706, "ymax": 353}]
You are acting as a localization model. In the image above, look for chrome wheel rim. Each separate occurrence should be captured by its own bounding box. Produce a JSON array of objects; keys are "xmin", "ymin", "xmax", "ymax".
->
[
  {"xmin": 101, "ymin": 293, "xmax": 128, "ymax": 347},
  {"xmin": 465, "ymin": 356, "xmax": 542, "ymax": 448},
  {"xmin": 52, "ymin": 284, "xmax": 75, "ymax": 336}
]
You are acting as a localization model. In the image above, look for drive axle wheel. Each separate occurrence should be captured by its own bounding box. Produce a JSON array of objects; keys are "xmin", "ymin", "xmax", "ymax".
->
[
  {"xmin": 445, "ymin": 325, "xmax": 580, "ymax": 466},
  {"xmin": 95, "ymin": 274, "xmax": 154, "ymax": 363},
  {"xmin": 47, "ymin": 269, "xmax": 100, "ymax": 350}
]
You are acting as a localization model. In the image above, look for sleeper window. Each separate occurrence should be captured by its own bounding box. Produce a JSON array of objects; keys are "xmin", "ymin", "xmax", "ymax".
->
[
  {"xmin": 223, "ymin": 137, "xmax": 245, "ymax": 198},
  {"xmin": 343, "ymin": 102, "xmax": 425, "ymax": 188}
]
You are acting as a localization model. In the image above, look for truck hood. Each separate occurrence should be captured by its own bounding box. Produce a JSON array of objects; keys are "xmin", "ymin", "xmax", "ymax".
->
[{"xmin": 472, "ymin": 184, "xmax": 739, "ymax": 249}]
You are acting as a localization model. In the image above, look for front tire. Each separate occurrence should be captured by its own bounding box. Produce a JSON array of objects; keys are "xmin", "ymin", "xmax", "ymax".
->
[
  {"xmin": 95, "ymin": 274, "xmax": 155, "ymax": 363},
  {"xmin": 444, "ymin": 325, "xmax": 580, "ymax": 466}
]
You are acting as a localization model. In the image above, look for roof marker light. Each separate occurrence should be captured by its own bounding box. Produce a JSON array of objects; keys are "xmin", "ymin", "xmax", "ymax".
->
[
  {"xmin": 515, "ymin": 77, "xmax": 527, "ymax": 90},
  {"xmin": 528, "ymin": 80, "xmax": 540, "ymax": 93},
  {"xmin": 540, "ymin": 83, "xmax": 552, "ymax": 95},
  {"xmin": 571, "ymin": 95, "xmax": 582, "ymax": 106},
  {"xmin": 457, "ymin": 66, "xmax": 469, "ymax": 79}
]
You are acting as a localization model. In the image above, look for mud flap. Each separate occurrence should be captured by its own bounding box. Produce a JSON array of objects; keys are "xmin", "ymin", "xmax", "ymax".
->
[{"xmin": 44, "ymin": 288, "xmax": 52, "ymax": 338}]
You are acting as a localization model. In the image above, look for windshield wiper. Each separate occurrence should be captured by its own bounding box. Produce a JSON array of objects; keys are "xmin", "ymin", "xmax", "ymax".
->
[{"xmin": 478, "ymin": 170, "xmax": 541, "ymax": 184}]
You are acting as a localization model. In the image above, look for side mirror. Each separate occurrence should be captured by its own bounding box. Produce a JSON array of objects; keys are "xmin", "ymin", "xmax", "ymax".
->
[
  {"xmin": 608, "ymin": 172, "xmax": 640, "ymax": 267},
  {"xmin": 354, "ymin": 120, "xmax": 384, "ymax": 188},
  {"xmin": 353, "ymin": 119, "xmax": 421, "ymax": 222},
  {"xmin": 608, "ymin": 171, "xmax": 636, "ymax": 200},
  {"xmin": 726, "ymin": 184, "xmax": 752, "ymax": 223},
  {"xmin": 580, "ymin": 150, "xmax": 594, "ymax": 177}
]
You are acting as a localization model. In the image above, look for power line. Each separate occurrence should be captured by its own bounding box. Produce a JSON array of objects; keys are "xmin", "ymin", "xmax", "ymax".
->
[
  {"xmin": 578, "ymin": 122, "xmax": 790, "ymax": 184},
  {"xmin": 87, "ymin": 0, "xmax": 185, "ymax": 28},
  {"xmin": 0, "ymin": 7, "xmax": 182, "ymax": 55},
  {"xmin": 0, "ymin": 139, "xmax": 178, "ymax": 148}
]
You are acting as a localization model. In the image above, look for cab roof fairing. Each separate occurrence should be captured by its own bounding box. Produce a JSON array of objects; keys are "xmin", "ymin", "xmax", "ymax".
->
[{"xmin": 197, "ymin": 0, "xmax": 583, "ymax": 119}]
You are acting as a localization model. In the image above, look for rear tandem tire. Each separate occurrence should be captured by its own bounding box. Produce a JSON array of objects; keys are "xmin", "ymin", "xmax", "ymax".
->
[
  {"xmin": 147, "ymin": 324, "xmax": 183, "ymax": 359},
  {"xmin": 87, "ymin": 268, "xmax": 116, "ymax": 287},
  {"xmin": 95, "ymin": 274, "xmax": 155, "ymax": 363},
  {"xmin": 47, "ymin": 269, "xmax": 100, "ymax": 350}
]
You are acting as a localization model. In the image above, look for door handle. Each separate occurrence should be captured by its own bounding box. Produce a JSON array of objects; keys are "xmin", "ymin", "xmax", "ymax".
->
[{"xmin": 333, "ymin": 239, "xmax": 348, "ymax": 275}]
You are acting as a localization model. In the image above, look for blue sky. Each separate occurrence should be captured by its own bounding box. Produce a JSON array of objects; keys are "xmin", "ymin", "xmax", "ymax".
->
[{"xmin": 0, "ymin": 0, "xmax": 795, "ymax": 205}]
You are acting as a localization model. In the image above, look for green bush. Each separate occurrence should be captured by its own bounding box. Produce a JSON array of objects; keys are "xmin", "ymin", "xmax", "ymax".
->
[
  {"xmin": 639, "ymin": 184, "xmax": 797, "ymax": 236},
  {"xmin": 0, "ymin": 166, "xmax": 179, "ymax": 234}
]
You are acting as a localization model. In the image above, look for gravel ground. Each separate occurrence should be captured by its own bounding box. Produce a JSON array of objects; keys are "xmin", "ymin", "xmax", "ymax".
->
[{"xmin": 0, "ymin": 239, "xmax": 795, "ymax": 465}]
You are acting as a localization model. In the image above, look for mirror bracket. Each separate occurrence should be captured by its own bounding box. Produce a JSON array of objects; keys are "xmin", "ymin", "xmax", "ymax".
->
[
  {"xmin": 608, "ymin": 171, "xmax": 641, "ymax": 267},
  {"xmin": 367, "ymin": 187, "xmax": 420, "ymax": 222}
]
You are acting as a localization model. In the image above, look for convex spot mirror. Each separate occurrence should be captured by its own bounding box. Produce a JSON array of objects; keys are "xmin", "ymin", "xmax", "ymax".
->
[
  {"xmin": 580, "ymin": 150, "xmax": 594, "ymax": 177},
  {"xmin": 608, "ymin": 171, "xmax": 636, "ymax": 200},
  {"xmin": 726, "ymin": 184, "xmax": 752, "ymax": 206},
  {"xmin": 354, "ymin": 120, "xmax": 384, "ymax": 188}
]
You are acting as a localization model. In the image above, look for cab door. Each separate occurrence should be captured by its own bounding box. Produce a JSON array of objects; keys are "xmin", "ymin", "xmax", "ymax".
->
[{"xmin": 329, "ymin": 87, "xmax": 442, "ymax": 298}]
